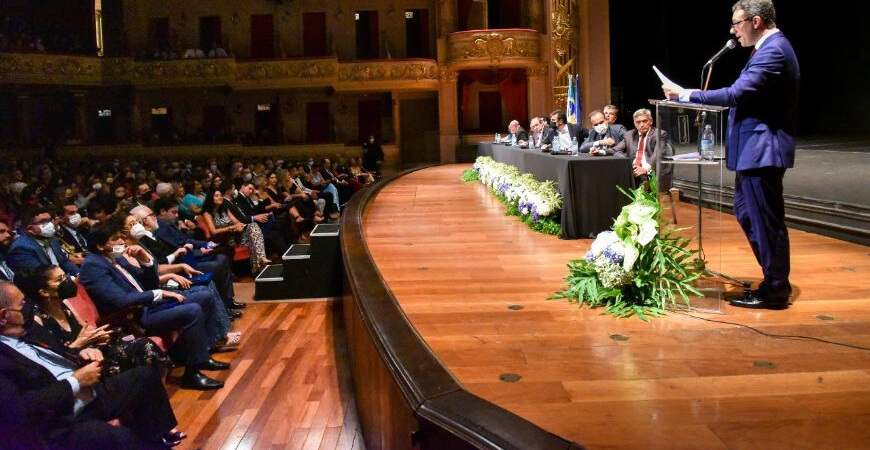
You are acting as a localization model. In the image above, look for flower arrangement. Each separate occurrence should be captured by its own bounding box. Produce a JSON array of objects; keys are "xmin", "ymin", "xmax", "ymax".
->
[
  {"xmin": 462, "ymin": 156, "xmax": 562, "ymax": 235},
  {"xmin": 551, "ymin": 177, "xmax": 706, "ymax": 320}
]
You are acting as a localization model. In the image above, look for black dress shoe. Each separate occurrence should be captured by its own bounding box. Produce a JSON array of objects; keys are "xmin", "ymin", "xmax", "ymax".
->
[
  {"xmin": 228, "ymin": 300, "xmax": 247, "ymax": 309},
  {"xmin": 195, "ymin": 358, "xmax": 231, "ymax": 371},
  {"xmin": 730, "ymin": 292, "xmax": 789, "ymax": 310},
  {"xmin": 227, "ymin": 309, "xmax": 242, "ymax": 319},
  {"xmin": 180, "ymin": 370, "xmax": 224, "ymax": 390}
]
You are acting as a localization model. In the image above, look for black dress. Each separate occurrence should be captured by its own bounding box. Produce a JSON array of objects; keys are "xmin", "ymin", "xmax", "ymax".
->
[{"xmin": 35, "ymin": 303, "xmax": 168, "ymax": 375}]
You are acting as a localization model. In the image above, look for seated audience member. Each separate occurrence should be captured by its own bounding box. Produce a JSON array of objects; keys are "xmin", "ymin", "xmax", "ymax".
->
[
  {"xmin": 200, "ymin": 187, "xmax": 271, "ymax": 274},
  {"xmin": 1, "ymin": 222, "xmax": 15, "ymax": 282},
  {"xmin": 179, "ymin": 179, "xmax": 206, "ymax": 219},
  {"xmin": 613, "ymin": 108, "xmax": 672, "ymax": 187},
  {"xmin": 6, "ymin": 207, "xmax": 81, "ymax": 277},
  {"xmin": 231, "ymin": 180, "xmax": 294, "ymax": 250},
  {"xmin": 507, "ymin": 119, "xmax": 529, "ymax": 144},
  {"xmin": 348, "ymin": 157, "xmax": 375, "ymax": 184},
  {"xmin": 0, "ymin": 281, "xmax": 185, "ymax": 449},
  {"xmin": 527, "ymin": 117, "xmax": 543, "ymax": 148},
  {"xmin": 580, "ymin": 109, "xmax": 627, "ymax": 156},
  {"xmin": 542, "ymin": 110, "xmax": 588, "ymax": 151},
  {"xmin": 79, "ymin": 221, "xmax": 227, "ymax": 390},
  {"xmin": 308, "ymin": 163, "xmax": 341, "ymax": 218},
  {"xmin": 151, "ymin": 199, "xmax": 245, "ymax": 311},
  {"xmin": 56, "ymin": 201, "xmax": 95, "ymax": 265},
  {"xmin": 207, "ymin": 42, "xmax": 228, "ymax": 58},
  {"xmin": 182, "ymin": 46, "xmax": 205, "ymax": 58}
]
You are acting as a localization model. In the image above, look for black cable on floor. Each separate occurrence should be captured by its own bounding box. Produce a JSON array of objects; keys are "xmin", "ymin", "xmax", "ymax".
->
[{"xmin": 671, "ymin": 310, "xmax": 870, "ymax": 351}]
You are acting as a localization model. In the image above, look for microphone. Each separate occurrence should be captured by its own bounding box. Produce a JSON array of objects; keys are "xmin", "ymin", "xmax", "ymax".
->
[{"xmin": 704, "ymin": 39, "xmax": 737, "ymax": 67}]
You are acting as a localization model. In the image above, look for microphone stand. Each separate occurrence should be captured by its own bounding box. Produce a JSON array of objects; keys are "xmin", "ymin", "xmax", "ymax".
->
[{"xmin": 693, "ymin": 61, "xmax": 751, "ymax": 289}]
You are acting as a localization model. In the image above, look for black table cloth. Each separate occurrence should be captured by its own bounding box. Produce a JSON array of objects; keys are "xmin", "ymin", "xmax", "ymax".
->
[{"xmin": 478, "ymin": 142, "xmax": 634, "ymax": 239}]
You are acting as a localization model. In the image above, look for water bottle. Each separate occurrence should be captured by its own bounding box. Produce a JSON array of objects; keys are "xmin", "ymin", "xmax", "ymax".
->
[
  {"xmin": 552, "ymin": 137, "xmax": 561, "ymax": 152},
  {"xmin": 494, "ymin": 132, "xmax": 499, "ymax": 143},
  {"xmin": 571, "ymin": 136, "xmax": 578, "ymax": 155},
  {"xmin": 701, "ymin": 125, "xmax": 715, "ymax": 160},
  {"xmin": 496, "ymin": 133, "xmax": 501, "ymax": 143},
  {"xmin": 510, "ymin": 133, "xmax": 516, "ymax": 146}
]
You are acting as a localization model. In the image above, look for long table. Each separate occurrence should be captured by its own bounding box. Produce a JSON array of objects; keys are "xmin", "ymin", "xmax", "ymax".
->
[{"xmin": 478, "ymin": 142, "xmax": 634, "ymax": 239}]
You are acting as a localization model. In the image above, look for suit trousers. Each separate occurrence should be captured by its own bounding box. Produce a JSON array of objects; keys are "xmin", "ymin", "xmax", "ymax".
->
[
  {"xmin": 141, "ymin": 302, "xmax": 210, "ymax": 366},
  {"xmin": 51, "ymin": 366, "xmax": 176, "ymax": 449},
  {"xmin": 196, "ymin": 253, "xmax": 235, "ymax": 305},
  {"xmin": 734, "ymin": 167, "xmax": 791, "ymax": 300}
]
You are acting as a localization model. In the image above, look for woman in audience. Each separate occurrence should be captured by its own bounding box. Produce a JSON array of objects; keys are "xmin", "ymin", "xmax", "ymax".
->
[
  {"xmin": 201, "ymin": 188, "xmax": 271, "ymax": 273},
  {"xmin": 349, "ymin": 157, "xmax": 376, "ymax": 184},
  {"xmin": 180, "ymin": 179, "xmax": 205, "ymax": 218}
]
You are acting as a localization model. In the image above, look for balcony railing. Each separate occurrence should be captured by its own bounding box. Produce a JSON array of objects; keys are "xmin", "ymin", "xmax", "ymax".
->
[{"xmin": 445, "ymin": 28, "xmax": 542, "ymax": 69}]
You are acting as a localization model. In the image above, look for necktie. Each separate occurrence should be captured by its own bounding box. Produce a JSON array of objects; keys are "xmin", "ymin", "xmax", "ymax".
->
[
  {"xmin": 634, "ymin": 132, "xmax": 647, "ymax": 167},
  {"xmin": 113, "ymin": 262, "xmax": 144, "ymax": 292},
  {"xmin": 0, "ymin": 259, "xmax": 13, "ymax": 281},
  {"xmin": 42, "ymin": 242, "xmax": 59, "ymax": 266}
]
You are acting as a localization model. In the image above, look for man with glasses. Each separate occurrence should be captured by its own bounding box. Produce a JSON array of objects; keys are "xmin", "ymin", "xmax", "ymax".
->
[
  {"xmin": 663, "ymin": 0, "xmax": 799, "ymax": 310},
  {"xmin": 6, "ymin": 207, "xmax": 81, "ymax": 277}
]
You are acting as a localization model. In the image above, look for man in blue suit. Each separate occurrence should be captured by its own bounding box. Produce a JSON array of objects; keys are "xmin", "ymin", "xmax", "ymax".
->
[
  {"xmin": 6, "ymin": 207, "xmax": 81, "ymax": 277},
  {"xmin": 665, "ymin": 0, "xmax": 799, "ymax": 309}
]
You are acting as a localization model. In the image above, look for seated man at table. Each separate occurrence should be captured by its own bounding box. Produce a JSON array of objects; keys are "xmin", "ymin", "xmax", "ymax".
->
[
  {"xmin": 507, "ymin": 120, "xmax": 528, "ymax": 145},
  {"xmin": 526, "ymin": 117, "xmax": 543, "ymax": 148},
  {"xmin": 580, "ymin": 109, "xmax": 627, "ymax": 156},
  {"xmin": 613, "ymin": 108, "xmax": 671, "ymax": 187},
  {"xmin": 542, "ymin": 110, "xmax": 588, "ymax": 151}
]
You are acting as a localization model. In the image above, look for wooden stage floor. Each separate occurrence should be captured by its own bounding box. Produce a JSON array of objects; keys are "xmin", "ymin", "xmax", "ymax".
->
[{"xmin": 362, "ymin": 164, "xmax": 870, "ymax": 449}]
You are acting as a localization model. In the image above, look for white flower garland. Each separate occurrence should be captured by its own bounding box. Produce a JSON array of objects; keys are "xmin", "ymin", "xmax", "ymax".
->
[{"xmin": 473, "ymin": 157, "xmax": 562, "ymax": 221}]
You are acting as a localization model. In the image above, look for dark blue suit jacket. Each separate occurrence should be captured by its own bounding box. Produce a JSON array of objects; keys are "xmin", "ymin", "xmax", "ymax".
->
[
  {"xmin": 6, "ymin": 234, "xmax": 80, "ymax": 276},
  {"xmin": 691, "ymin": 32, "xmax": 800, "ymax": 171},
  {"xmin": 153, "ymin": 219, "xmax": 209, "ymax": 249},
  {"xmin": 79, "ymin": 254, "xmax": 160, "ymax": 316}
]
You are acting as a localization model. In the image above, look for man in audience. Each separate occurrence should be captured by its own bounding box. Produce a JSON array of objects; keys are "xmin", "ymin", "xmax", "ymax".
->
[
  {"xmin": 0, "ymin": 281, "xmax": 182, "ymax": 448},
  {"xmin": 6, "ymin": 207, "xmax": 80, "ymax": 277},
  {"xmin": 79, "ymin": 221, "xmax": 226, "ymax": 390},
  {"xmin": 580, "ymin": 109, "xmax": 627, "ymax": 156},
  {"xmin": 0, "ymin": 222, "xmax": 14, "ymax": 282},
  {"xmin": 614, "ymin": 108, "xmax": 672, "ymax": 187},
  {"xmin": 56, "ymin": 202, "xmax": 94, "ymax": 264},
  {"xmin": 543, "ymin": 110, "xmax": 588, "ymax": 151}
]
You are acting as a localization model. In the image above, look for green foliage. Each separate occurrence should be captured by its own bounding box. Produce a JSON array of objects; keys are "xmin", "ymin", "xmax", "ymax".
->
[
  {"xmin": 551, "ymin": 177, "xmax": 707, "ymax": 320},
  {"xmin": 461, "ymin": 169, "xmax": 479, "ymax": 182}
]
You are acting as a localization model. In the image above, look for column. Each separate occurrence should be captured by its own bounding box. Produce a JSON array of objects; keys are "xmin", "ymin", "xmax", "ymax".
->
[
  {"xmin": 527, "ymin": 65, "xmax": 549, "ymax": 119},
  {"xmin": 437, "ymin": 68, "xmax": 459, "ymax": 163},
  {"xmin": 72, "ymin": 90, "xmax": 88, "ymax": 144},
  {"xmin": 576, "ymin": 0, "xmax": 610, "ymax": 126},
  {"xmin": 390, "ymin": 92, "xmax": 402, "ymax": 169},
  {"xmin": 16, "ymin": 94, "xmax": 31, "ymax": 145}
]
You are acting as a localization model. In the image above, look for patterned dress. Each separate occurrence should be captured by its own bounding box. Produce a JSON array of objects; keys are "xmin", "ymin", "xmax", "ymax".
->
[{"xmin": 213, "ymin": 210, "xmax": 269, "ymax": 273}]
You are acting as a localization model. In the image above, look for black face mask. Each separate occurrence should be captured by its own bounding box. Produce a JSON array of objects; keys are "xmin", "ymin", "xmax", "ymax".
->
[
  {"xmin": 20, "ymin": 300, "xmax": 36, "ymax": 329},
  {"xmin": 57, "ymin": 277, "xmax": 78, "ymax": 300},
  {"xmin": 550, "ymin": 123, "xmax": 558, "ymax": 130}
]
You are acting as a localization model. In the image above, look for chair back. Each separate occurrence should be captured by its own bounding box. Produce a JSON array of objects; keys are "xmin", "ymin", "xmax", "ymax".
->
[{"xmin": 63, "ymin": 281, "xmax": 100, "ymax": 327}]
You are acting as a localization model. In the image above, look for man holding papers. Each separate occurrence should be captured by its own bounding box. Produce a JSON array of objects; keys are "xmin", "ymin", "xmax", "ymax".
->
[{"xmin": 663, "ymin": 0, "xmax": 799, "ymax": 310}]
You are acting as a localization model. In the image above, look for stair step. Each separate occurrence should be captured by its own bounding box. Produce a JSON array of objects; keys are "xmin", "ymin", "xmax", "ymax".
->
[
  {"xmin": 255, "ymin": 264, "xmax": 283, "ymax": 282},
  {"xmin": 283, "ymin": 244, "xmax": 311, "ymax": 260},
  {"xmin": 311, "ymin": 223, "xmax": 340, "ymax": 236}
]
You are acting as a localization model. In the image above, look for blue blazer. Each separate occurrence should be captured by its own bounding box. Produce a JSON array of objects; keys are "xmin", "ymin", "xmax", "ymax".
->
[
  {"xmin": 692, "ymin": 32, "xmax": 800, "ymax": 171},
  {"xmin": 153, "ymin": 219, "xmax": 209, "ymax": 249},
  {"xmin": 5, "ymin": 234, "xmax": 80, "ymax": 276},
  {"xmin": 78, "ymin": 254, "xmax": 160, "ymax": 316}
]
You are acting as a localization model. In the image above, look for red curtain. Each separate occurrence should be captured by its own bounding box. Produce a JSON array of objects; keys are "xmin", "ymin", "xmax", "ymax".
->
[
  {"xmin": 303, "ymin": 13, "xmax": 327, "ymax": 56},
  {"xmin": 306, "ymin": 102, "xmax": 329, "ymax": 142},
  {"xmin": 250, "ymin": 14, "xmax": 275, "ymax": 59},
  {"xmin": 458, "ymin": 0, "xmax": 473, "ymax": 31},
  {"xmin": 459, "ymin": 69, "xmax": 528, "ymax": 128},
  {"xmin": 357, "ymin": 100, "xmax": 381, "ymax": 142}
]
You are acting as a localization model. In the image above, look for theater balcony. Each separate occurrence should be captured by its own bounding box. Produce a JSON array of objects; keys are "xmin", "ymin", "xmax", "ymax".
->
[{"xmin": 444, "ymin": 29, "xmax": 543, "ymax": 71}]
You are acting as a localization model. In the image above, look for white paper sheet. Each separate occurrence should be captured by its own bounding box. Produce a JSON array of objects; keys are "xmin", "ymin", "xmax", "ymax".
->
[{"xmin": 653, "ymin": 65, "xmax": 684, "ymax": 91}]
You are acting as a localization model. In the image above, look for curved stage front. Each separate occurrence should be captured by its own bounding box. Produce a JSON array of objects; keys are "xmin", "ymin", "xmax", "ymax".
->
[{"xmin": 341, "ymin": 164, "xmax": 870, "ymax": 450}]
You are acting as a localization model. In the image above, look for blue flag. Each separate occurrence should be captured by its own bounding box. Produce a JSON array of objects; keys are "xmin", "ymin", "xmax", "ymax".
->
[
  {"xmin": 567, "ymin": 74, "xmax": 577, "ymax": 124},
  {"xmin": 574, "ymin": 75, "xmax": 582, "ymax": 125}
]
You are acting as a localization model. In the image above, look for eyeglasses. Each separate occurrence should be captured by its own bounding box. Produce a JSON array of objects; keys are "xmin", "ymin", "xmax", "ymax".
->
[{"xmin": 731, "ymin": 17, "xmax": 752, "ymax": 28}]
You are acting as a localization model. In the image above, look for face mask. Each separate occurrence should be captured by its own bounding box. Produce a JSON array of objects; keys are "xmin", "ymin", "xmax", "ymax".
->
[
  {"xmin": 129, "ymin": 223, "xmax": 147, "ymax": 239},
  {"xmin": 244, "ymin": 173, "xmax": 253, "ymax": 181},
  {"xmin": 185, "ymin": 164, "xmax": 192, "ymax": 170},
  {"xmin": 105, "ymin": 178, "xmax": 113, "ymax": 184},
  {"xmin": 550, "ymin": 123, "xmax": 558, "ymax": 130},
  {"xmin": 594, "ymin": 123, "xmax": 609, "ymax": 135},
  {"xmin": 56, "ymin": 277, "xmax": 78, "ymax": 300},
  {"xmin": 68, "ymin": 213, "xmax": 81, "ymax": 227},
  {"xmin": 232, "ymin": 190, "xmax": 239, "ymax": 198},
  {"xmin": 109, "ymin": 244, "xmax": 126, "ymax": 259},
  {"xmin": 92, "ymin": 183, "xmax": 102, "ymax": 190},
  {"xmin": 38, "ymin": 222, "xmax": 56, "ymax": 238}
]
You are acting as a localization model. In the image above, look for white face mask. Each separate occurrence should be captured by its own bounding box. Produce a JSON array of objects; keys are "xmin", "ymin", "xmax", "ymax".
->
[
  {"xmin": 38, "ymin": 222, "xmax": 56, "ymax": 238},
  {"xmin": 68, "ymin": 214, "xmax": 81, "ymax": 227},
  {"xmin": 92, "ymin": 183, "xmax": 102, "ymax": 190},
  {"xmin": 594, "ymin": 123, "xmax": 609, "ymax": 135},
  {"xmin": 130, "ymin": 223, "xmax": 147, "ymax": 239},
  {"xmin": 110, "ymin": 244, "xmax": 126, "ymax": 258}
]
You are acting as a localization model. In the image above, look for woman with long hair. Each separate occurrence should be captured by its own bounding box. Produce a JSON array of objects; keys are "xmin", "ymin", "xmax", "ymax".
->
[{"xmin": 200, "ymin": 188, "xmax": 270, "ymax": 273}]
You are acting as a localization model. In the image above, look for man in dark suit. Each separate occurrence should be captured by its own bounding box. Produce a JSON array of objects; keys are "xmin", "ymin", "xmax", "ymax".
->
[
  {"xmin": 614, "ymin": 108, "xmax": 672, "ymax": 189},
  {"xmin": 0, "ymin": 222, "xmax": 15, "ymax": 282},
  {"xmin": 226, "ymin": 181, "xmax": 289, "ymax": 255},
  {"xmin": 542, "ymin": 110, "xmax": 588, "ymax": 151},
  {"xmin": 0, "ymin": 281, "xmax": 179, "ymax": 449},
  {"xmin": 579, "ymin": 109, "xmax": 627, "ymax": 156},
  {"xmin": 507, "ymin": 120, "xmax": 529, "ymax": 143},
  {"xmin": 78, "ymin": 221, "xmax": 227, "ymax": 390},
  {"xmin": 664, "ymin": 0, "xmax": 799, "ymax": 309},
  {"xmin": 152, "ymin": 199, "xmax": 245, "ymax": 311},
  {"xmin": 55, "ymin": 202, "xmax": 94, "ymax": 259},
  {"xmin": 6, "ymin": 207, "xmax": 80, "ymax": 277}
]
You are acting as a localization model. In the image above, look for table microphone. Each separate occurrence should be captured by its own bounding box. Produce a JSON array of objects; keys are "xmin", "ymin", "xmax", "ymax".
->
[{"xmin": 704, "ymin": 39, "xmax": 737, "ymax": 67}]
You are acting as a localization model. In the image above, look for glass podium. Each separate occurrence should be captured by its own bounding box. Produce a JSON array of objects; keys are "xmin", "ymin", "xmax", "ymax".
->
[{"xmin": 650, "ymin": 100, "xmax": 748, "ymax": 313}]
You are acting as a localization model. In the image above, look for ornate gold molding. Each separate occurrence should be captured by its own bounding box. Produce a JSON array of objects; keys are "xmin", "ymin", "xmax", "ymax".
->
[
  {"xmin": 551, "ymin": 4, "xmax": 577, "ymax": 57},
  {"xmin": 236, "ymin": 59, "xmax": 338, "ymax": 82},
  {"xmin": 0, "ymin": 53, "xmax": 103, "ymax": 85},
  {"xmin": 338, "ymin": 60, "xmax": 439, "ymax": 82},
  {"xmin": 445, "ymin": 29, "xmax": 541, "ymax": 69},
  {"xmin": 129, "ymin": 59, "xmax": 236, "ymax": 86}
]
